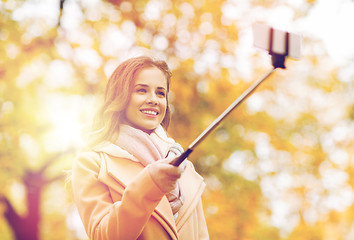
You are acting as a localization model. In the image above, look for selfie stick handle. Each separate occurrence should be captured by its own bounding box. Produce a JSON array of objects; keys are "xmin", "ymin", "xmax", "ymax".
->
[{"xmin": 171, "ymin": 68, "xmax": 277, "ymax": 166}]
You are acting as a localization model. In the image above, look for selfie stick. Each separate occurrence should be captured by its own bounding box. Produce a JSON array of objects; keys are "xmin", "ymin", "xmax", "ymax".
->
[{"xmin": 171, "ymin": 26, "xmax": 296, "ymax": 167}]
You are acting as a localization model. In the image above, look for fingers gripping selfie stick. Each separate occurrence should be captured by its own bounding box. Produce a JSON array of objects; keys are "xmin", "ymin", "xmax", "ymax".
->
[{"xmin": 171, "ymin": 23, "xmax": 302, "ymax": 167}]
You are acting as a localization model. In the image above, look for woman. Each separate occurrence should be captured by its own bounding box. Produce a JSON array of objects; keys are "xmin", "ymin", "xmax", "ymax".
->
[{"xmin": 72, "ymin": 56, "xmax": 209, "ymax": 239}]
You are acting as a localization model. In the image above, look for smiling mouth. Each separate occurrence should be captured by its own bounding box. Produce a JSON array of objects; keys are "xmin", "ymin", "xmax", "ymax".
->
[{"xmin": 141, "ymin": 110, "xmax": 159, "ymax": 116}]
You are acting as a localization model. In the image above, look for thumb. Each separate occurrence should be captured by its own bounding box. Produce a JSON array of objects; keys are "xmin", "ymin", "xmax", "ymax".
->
[{"xmin": 159, "ymin": 155, "xmax": 175, "ymax": 164}]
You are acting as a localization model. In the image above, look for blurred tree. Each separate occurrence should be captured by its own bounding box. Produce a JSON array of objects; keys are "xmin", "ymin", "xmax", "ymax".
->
[
  {"xmin": 1, "ymin": 0, "xmax": 353, "ymax": 239},
  {"xmin": 1, "ymin": 150, "xmax": 73, "ymax": 240}
]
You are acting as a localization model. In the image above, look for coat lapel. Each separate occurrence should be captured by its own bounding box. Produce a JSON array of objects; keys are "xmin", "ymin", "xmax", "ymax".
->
[{"xmin": 176, "ymin": 162, "xmax": 206, "ymax": 230}]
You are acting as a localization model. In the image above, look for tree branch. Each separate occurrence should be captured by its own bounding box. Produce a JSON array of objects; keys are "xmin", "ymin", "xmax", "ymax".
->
[{"xmin": 0, "ymin": 195, "xmax": 23, "ymax": 232}]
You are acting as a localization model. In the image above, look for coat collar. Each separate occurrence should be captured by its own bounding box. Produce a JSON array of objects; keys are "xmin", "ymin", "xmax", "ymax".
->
[{"xmin": 93, "ymin": 142, "xmax": 139, "ymax": 162}]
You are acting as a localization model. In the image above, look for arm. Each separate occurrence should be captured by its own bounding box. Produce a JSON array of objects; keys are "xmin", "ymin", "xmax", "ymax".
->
[{"xmin": 72, "ymin": 151, "xmax": 165, "ymax": 240}]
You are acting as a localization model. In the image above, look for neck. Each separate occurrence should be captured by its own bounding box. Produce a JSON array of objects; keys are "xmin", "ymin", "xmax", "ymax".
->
[{"xmin": 120, "ymin": 120, "xmax": 155, "ymax": 135}]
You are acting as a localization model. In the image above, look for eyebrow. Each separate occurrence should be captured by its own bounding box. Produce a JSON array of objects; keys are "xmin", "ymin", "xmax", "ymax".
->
[{"xmin": 134, "ymin": 84, "xmax": 167, "ymax": 91}]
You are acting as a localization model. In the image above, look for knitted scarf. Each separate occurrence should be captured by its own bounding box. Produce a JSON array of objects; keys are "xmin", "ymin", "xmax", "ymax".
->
[{"xmin": 115, "ymin": 124, "xmax": 185, "ymax": 218}]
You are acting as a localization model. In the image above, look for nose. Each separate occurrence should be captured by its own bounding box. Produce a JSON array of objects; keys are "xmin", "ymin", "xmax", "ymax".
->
[{"xmin": 146, "ymin": 93, "xmax": 158, "ymax": 105}]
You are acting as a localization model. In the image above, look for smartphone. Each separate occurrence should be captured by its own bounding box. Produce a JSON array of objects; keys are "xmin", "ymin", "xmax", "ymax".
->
[{"xmin": 253, "ymin": 22, "xmax": 301, "ymax": 59}]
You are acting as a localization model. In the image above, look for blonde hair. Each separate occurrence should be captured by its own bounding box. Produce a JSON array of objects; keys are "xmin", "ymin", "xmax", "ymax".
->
[{"xmin": 89, "ymin": 56, "xmax": 172, "ymax": 147}]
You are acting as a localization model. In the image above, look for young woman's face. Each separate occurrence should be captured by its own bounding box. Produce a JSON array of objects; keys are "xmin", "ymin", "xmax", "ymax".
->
[{"xmin": 124, "ymin": 67, "xmax": 168, "ymax": 133}]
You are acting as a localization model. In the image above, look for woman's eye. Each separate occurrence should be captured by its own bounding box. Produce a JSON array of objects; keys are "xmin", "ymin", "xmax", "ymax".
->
[
  {"xmin": 136, "ymin": 88, "xmax": 147, "ymax": 93},
  {"xmin": 157, "ymin": 91, "xmax": 166, "ymax": 97}
]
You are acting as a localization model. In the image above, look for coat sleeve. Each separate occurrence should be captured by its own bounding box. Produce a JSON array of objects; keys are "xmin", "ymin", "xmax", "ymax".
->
[{"xmin": 72, "ymin": 151, "xmax": 165, "ymax": 240}]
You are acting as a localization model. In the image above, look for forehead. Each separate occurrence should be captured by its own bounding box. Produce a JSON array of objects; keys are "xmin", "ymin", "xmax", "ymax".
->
[{"xmin": 134, "ymin": 67, "xmax": 167, "ymax": 89}]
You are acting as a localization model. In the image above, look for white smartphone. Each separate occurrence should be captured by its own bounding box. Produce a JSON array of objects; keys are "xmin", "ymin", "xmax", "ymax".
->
[{"xmin": 253, "ymin": 22, "xmax": 301, "ymax": 59}]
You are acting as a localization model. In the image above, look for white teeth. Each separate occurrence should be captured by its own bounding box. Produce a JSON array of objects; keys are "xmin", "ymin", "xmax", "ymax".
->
[{"xmin": 141, "ymin": 110, "xmax": 158, "ymax": 115}]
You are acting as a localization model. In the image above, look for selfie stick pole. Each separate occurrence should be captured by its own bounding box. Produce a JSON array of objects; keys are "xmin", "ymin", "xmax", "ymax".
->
[{"xmin": 171, "ymin": 28, "xmax": 289, "ymax": 167}]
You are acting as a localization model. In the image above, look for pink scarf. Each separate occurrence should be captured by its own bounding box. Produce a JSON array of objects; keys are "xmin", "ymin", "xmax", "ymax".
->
[{"xmin": 115, "ymin": 124, "xmax": 185, "ymax": 217}]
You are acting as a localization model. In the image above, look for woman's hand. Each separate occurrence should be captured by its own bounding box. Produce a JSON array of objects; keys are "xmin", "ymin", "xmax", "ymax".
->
[{"xmin": 147, "ymin": 155, "xmax": 186, "ymax": 194}]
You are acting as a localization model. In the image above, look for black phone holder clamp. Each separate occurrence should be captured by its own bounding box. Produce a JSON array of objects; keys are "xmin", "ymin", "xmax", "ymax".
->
[{"xmin": 269, "ymin": 27, "xmax": 289, "ymax": 69}]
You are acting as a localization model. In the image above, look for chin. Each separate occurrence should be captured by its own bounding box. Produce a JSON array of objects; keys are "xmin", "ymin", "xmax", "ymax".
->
[
  {"xmin": 137, "ymin": 123, "xmax": 158, "ymax": 133},
  {"xmin": 145, "ymin": 126, "xmax": 157, "ymax": 131}
]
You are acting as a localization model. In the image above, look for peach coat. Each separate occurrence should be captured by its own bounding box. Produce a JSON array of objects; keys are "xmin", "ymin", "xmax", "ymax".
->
[{"xmin": 72, "ymin": 142, "xmax": 209, "ymax": 240}]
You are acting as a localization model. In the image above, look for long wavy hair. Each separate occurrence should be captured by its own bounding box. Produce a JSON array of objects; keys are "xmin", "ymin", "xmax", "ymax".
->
[{"xmin": 89, "ymin": 56, "xmax": 172, "ymax": 147}]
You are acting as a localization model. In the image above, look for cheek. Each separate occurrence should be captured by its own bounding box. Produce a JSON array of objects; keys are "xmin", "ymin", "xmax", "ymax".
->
[
  {"xmin": 125, "ymin": 95, "xmax": 140, "ymax": 116},
  {"xmin": 129, "ymin": 94, "xmax": 143, "ymax": 108},
  {"xmin": 161, "ymin": 98, "xmax": 167, "ymax": 111}
]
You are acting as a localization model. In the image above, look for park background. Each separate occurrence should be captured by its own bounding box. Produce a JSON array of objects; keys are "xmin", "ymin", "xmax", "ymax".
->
[{"xmin": 0, "ymin": 0, "xmax": 353, "ymax": 239}]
